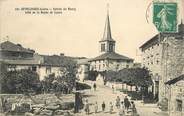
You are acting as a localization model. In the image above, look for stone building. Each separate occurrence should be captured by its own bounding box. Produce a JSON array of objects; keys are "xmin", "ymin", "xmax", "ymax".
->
[
  {"xmin": 165, "ymin": 74, "xmax": 184, "ymax": 116},
  {"xmin": 140, "ymin": 21, "xmax": 184, "ymax": 101},
  {"xmin": 0, "ymin": 41, "xmax": 42, "ymax": 72},
  {"xmin": 88, "ymin": 11, "xmax": 133, "ymax": 83},
  {"xmin": 0, "ymin": 41, "xmax": 76, "ymax": 80}
]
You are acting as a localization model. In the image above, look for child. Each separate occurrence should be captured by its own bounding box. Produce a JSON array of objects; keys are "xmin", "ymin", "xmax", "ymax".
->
[
  {"xmin": 84, "ymin": 99, "xmax": 90, "ymax": 114},
  {"xmin": 94, "ymin": 101, "xmax": 98, "ymax": 113},
  {"xmin": 109, "ymin": 102, "xmax": 113, "ymax": 114},
  {"xmin": 116, "ymin": 96, "xmax": 121, "ymax": 109},
  {"xmin": 119, "ymin": 101, "xmax": 125, "ymax": 116}
]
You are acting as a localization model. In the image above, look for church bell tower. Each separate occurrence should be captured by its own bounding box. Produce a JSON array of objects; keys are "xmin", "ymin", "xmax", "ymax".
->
[{"xmin": 99, "ymin": 7, "xmax": 116, "ymax": 54}]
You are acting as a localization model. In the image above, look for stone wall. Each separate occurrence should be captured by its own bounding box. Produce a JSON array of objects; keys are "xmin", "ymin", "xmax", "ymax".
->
[{"xmin": 159, "ymin": 36, "xmax": 184, "ymax": 101}]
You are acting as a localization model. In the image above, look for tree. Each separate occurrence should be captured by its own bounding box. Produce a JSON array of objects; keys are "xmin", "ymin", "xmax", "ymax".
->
[
  {"xmin": 116, "ymin": 68, "xmax": 153, "ymax": 95},
  {"xmin": 104, "ymin": 70, "xmax": 117, "ymax": 82},
  {"xmin": 1, "ymin": 69, "xmax": 41, "ymax": 94},
  {"xmin": 0, "ymin": 61, "xmax": 8, "ymax": 93},
  {"xmin": 87, "ymin": 71, "xmax": 98, "ymax": 81},
  {"xmin": 42, "ymin": 58, "xmax": 78, "ymax": 94},
  {"xmin": 116, "ymin": 68, "xmax": 152, "ymax": 87},
  {"xmin": 42, "ymin": 73, "xmax": 55, "ymax": 93}
]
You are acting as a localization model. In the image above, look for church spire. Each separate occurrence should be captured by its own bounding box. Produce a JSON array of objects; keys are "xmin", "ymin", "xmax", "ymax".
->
[{"xmin": 101, "ymin": 4, "xmax": 114, "ymax": 41}]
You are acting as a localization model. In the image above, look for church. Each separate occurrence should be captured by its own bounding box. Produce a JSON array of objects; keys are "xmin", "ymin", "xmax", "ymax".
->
[{"xmin": 88, "ymin": 10, "xmax": 134, "ymax": 81}]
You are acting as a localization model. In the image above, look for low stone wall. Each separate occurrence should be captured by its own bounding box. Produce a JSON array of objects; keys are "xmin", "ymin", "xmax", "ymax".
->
[
  {"xmin": 106, "ymin": 82, "xmax": 136, "ymax": 91},
  {"xmin": 0, "ymin": 94, "xmax": 75, "ymax": 113}
]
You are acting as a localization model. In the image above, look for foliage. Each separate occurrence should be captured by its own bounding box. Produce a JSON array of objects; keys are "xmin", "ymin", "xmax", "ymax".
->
[
  {"xmin": 117, "ymin": 68, "xmax": 152, "ymax": 87},
  {"xmin": 76, "ymin": 82, "xmax": 91, "ymax": 90},
  {"xmin": 0, "ymin": 61, "xmax": 8, "ymax": 93},
  {"xmin": 86, "ymin": 71, "xmax": 98, "ymax": 81},
  {"xmin": 116, "ymin": 68, "xmax": 153, "ymax": 87},
  {"xmin": 104, "ymin": 70, "xmax": 117, "ymax": 82},
  {"xmin": 42, "ymin": 58, "xmax": 78, "ymax": 94},
  {"xmin": 1, "ymin": 69, "xmax": 41, "ymax": 94},
  {"xmin": 104, "ymin": 68, "xmax": 153, "ymax": 87},
  {"xmin": 41, "ymin": 73, "xmax": 55, "ymax": 93}
]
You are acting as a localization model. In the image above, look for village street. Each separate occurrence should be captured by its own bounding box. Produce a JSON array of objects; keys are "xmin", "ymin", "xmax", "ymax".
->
[{"xmin": 75, "ymin": 81, "xmax": 168, "ymax": 116}]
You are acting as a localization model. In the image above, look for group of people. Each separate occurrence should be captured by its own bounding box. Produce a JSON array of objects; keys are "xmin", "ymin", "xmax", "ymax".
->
[
  {"xmin": 83, "ymin": 96, "xmax": 137, "ymax": 116},
  {"xmin": 119, "ymin": 96, "xmax": 137, "ymax": 116},
  {"xmin": 83, "ymin": 99, "xmax": 114, "ymax": 115}
]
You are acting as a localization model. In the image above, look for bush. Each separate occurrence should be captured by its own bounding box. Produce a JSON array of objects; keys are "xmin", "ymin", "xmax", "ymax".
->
[
  {"xmin": 1, "ymin": 69, "xmax": 41, "ymax": 94},
  {"xmin": 76, "ymin": 82, "xmax": 91, "ymax": 90}
]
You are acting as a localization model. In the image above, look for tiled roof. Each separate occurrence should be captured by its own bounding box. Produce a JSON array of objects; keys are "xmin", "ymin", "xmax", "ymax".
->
[
  {"xmin": 89, "ymin": 52, "xmax": 133, "ymax": 61},
  {"xmin": 140, "ymin": 24, "xmax": 184, "ymax": 50},
  {"xmin": 139, "ymin": 34, "xmax": 159, "ymax": 49},
  {"xmin": 41, "ymin": 55, "xmax": 77, "ymax": 67},
  {"xmin": 165, "ymin": 74, "xmax": 184, "ymax": 85},
  {"xmin": 0, "ymin": 41, "xmax": 35, "ymax": 53},
  {"xmin": 77, "ymin": 58, "xmax": 90, "ymax": 65},
  {"xmin": 1, "ymin": 54, "xmax": 42, "ymax": 65}
]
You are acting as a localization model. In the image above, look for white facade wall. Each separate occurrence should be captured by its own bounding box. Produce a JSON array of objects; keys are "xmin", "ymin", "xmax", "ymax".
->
[
  {"xmin": 37, "ymin": 66, "xmax": 62, "ymax": 80},
  {"xmin": 77, "ymin": 64, "xmax": 89, "ymax": 81},
  {"xmin": 90, "ymin": 59, "xmax": 133, "ymax": 72}
]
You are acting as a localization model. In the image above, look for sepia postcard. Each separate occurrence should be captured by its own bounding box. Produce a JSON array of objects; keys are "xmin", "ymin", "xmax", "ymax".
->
[{"xmin": 0, "ymin": 0, "xmax": 184, "ymax": 116}]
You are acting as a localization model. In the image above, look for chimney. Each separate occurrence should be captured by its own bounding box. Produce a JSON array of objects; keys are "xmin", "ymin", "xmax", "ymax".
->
[{"xmin": 60, "ymin": 53, "xmax": 64, "ymax": 56}]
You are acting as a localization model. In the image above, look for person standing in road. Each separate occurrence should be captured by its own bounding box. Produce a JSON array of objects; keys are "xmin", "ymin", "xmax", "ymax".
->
[
  {"xmin": 124, "ymin": 96, "xmax": 130, "ymax": 110},
  {"xmin": 102, "ymin": 101, "xmax": 106, "ymax": 112},
  {"xmin": 119, "ymin": 101, "xmax": 125, "ymax": 116},
  {"xmin": 130, "ymin": 101, "xmax": 137, "ymax": 116},
  {"xmin": 93, "ymin": 83, "xmax": 97, "ymax": 91},
  {"xmin": 94, "ymin": 101, "xmax": 98, "ymax": 113},
  {"xmin": 116, "ymin": 96, "xmax": 121, "ymax": 109},
  {"xmin": 84, "ymin": 99, "xmax": 90, "ymax": 114},
  {"xmin": 112, "ymin": 85, "xmax": 115, "ymax": 93},
  {"xmin": 109, "ymin": 102, "xmax": 113, "ymax": 114}
]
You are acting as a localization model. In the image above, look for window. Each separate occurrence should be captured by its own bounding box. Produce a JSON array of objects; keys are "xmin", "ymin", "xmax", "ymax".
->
[
  {"xmin": 156, "ymin": 60, "xmax": 159, "ymax": 64},
  {"xmin": 176, "ymin": 99, "xmax": 182, "ymax": 111},
  {"xmin": 109, "ymin": 43, "xmax": 114, "ymax": 52},
  {"xmin": 101, "ymin": 44, "xmax": 105, "ymax": 52},
  {"xmin": 116, "ymin": 64, "xmax": 120, "ymax": 70},
  {"xmin": 32, "ymin": 66, "xmax": 37, "ymax": 72}
]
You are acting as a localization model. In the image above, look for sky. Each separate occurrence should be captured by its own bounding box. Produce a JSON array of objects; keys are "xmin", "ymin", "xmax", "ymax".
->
[{"xmin": 0, "ymin": 0, "xmax": 184, "ymax": 62}]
